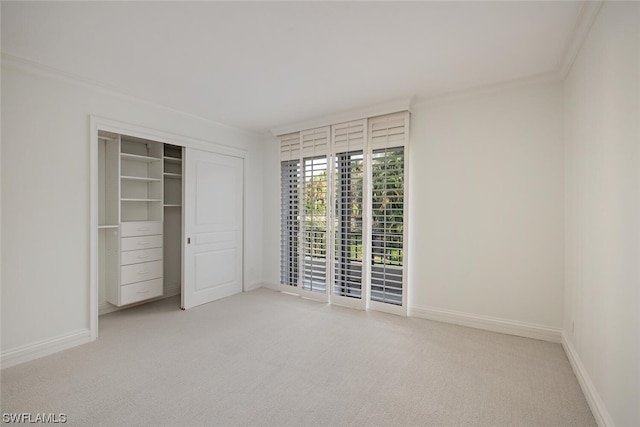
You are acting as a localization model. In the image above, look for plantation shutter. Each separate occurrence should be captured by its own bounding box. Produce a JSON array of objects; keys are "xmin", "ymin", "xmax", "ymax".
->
[
  {"xmin": 300, "ymin": 127, "xmax": 330, "ymax": 295},
  {"xmin": 280, "ymin": 132, "xmax": 301, "ymax": 287},
  {"xmin": 333, "ymin": 119, "xmax": 365, "ymax": 152},
  {"xmin": 280, "ymin": 132, "xmax": 301, "ymax": 161},
  {"xmin": 333, "ymin": 151, "xmax": 365, "ymax": 300},
  {"xmin": 278, "ymin": 111, "xmax": 409, "ymax": 312},
  {"xmin": 280, "ymin": 159, "xmax": 300, "ymax": 287},
  {"xmin": 301, "ymin": 126, "xmax": 330, "ymax": 157},
  {"xmin": 369, "ymin": 111, "xmax": 409, "ymax": 150},
  {"xmin": 368, "ymin": 112, "xmax": 409, "ymax": 308},
  {"xmin": 332, "ymin": 120, "xmax": 366, "ymax": 303}
]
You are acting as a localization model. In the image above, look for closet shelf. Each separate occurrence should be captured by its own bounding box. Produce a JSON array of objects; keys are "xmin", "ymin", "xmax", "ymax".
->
[
  {"xmin": 164, "ymin": 156, "xmax": 182, "ymax": 164},
  {"xmin": 163, "ymin": 172, "xmax": 182, "ymax": 179},
  {"xmin": 121, "ymin": 198, "xmax": 163, "ymax": 202},
  {"xmin": 121, "ymin": 175, "xmax": 162, "ymax": 182},
  {"xmin": 121, "ymin": 153, "xmax": 162, "ymax": 163}
]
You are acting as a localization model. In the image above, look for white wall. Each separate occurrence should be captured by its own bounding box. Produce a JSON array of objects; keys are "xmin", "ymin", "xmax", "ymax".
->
[
  {"xmin": 564, "ymin": 2, "xmax": 640, "ymax": 426},
  {"xmin": 262, "ymin": 135, "xmax": 281, "ymax": 287},
  {"xmin": 409, "ymin": 81, "xmax": 564, "ymax": 330},
  {"xmin": 1, "ymin": 61, "xmax": 265, "ymax": 355}
]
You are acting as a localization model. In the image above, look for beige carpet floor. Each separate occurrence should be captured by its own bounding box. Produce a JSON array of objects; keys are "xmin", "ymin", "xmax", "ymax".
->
[{"xmin": 1, "ymin": 288, "xmax": 595, "ymax": 426}]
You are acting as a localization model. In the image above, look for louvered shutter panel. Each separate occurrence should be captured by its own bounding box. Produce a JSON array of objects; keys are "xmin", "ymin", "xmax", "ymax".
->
[
  {"xmin": 332, "ymin": 119, "xmax": 366, "ymax": 153},
  {"xmin": 301, "ymin": 155, "xmax": 329, "ymax": 294},
  {"xmin": 333, "ymin": 151, "xmax": 364, "ymax": 300},
  {"xmin": 370, "ymin": 146, "xmax": 405, "ymax": 306},
  {"xmin": 331, "ymin": 119, "xmax": 366, "ymax": 301},
  {"xmin": 301, "ymin": 126, "xmax": 330, "ymax": 157},
  {"xmin": 279, "ymin": 132, "xmax": 301, "ymax": 287},
  {"xmin": 280, "ymin": 132, "xmax": 301, "ymax": 161},
  {"xmin": 368, "ymin": 112, "xmax": 408, "ymax": 307},
  {"xmin": 369, "ymin": 111, "xmax": 409, "ymax": 151},
  {"xmin": 297, "ymin": 126, "xmax": 330, "ymax": 294},
  {"xmin": 280, "ymin": 159, "xmax": 300, "ymax": 287}
]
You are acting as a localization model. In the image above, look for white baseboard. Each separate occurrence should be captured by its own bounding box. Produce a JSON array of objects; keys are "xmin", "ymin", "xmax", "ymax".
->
[
  {"xmin": 99, "ymin": 302, "xmax": 119, "ymax": 316},
  {"xmin": 409, "ymin": 304, "xmax": 562, "ymax": 343},
  {"xmin": 561, "ymin": 332, "xmax": 614, "ymax": 427},
  {"xmin": 260, "ymin": 282, "xmax": 293, "ymax": 293},
  {"xmin": 259, "ymin": 282, "xmax": 328, "ymax": 302},
  {"xmin": 1, "ymin": 329, "xmax": 91, "ymax": 370}
]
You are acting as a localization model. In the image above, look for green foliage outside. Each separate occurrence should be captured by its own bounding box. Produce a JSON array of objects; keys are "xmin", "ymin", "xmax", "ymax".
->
[
  {"xmin": 302, "ymin": 149, "xmax": 404, "ymax": 266},
  {"xmin": 372, "ymin": 149, "xmax": 404, "ymax": 266}
]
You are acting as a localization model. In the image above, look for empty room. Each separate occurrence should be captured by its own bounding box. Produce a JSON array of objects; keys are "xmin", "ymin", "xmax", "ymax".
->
[{"xmin": 1, "ymin": 1, "xmax": 638, "ymax": 426}]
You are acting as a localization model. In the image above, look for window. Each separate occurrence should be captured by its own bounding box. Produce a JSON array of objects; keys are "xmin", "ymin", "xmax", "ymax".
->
[{"xmin": 278, "ymin": 112, "xmax": 409, "ymax": 314}]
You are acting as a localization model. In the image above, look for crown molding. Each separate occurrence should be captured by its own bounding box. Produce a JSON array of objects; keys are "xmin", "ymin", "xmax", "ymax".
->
[
  {"xmin": 559, "ymin": 1, "xmax": 604, "ymax": 79},
  {"xmin": 411, "ymin": 70, "xmax": 561, "ymax": 110},
  {"xmin": 408, "ymin": 1, "xmax": 603, "ymax": 111},
  {"xmin": 270, "ymin": 97, "xmax": 413, "ymax": 137},
  {"xmin": 1, "ymin": 52, "xmax": 265, "ymax": 140},
  {"xmin": 3, "ymin": 1, "xmax": 602, "ymax": 139}
]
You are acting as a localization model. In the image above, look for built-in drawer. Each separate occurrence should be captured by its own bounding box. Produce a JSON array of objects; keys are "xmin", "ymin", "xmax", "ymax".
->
[
  {"xmin": 121, "ymin": 260, "xmax": 163, "ymax": 285},
  {"xmin": 120, "ymin": 278, "xmax": 163, "ymax": 305},
  {"xmin": 121, "ymin": 235, "xmax": 163, "ymax": 251},
  {"xmin": 121, "ymin": 248, "xmax": 163, "ymax": 266},
  {"xmin": 121, "ymin": 221, "xmax": 163, "ymax": 237}
]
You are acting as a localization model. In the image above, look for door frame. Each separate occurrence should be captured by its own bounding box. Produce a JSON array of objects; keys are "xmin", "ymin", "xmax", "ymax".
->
[{"xmin": 89, "ymin": 116, "xmax": 247, "ymax": 341}]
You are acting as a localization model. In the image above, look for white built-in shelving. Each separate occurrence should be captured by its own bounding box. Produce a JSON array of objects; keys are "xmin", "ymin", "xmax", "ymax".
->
[
  {"xmin": 163, "ymin": 156, "xmax": 182, "ymax": 164},
  {"xmin": 120, "ymin": 138, "xmax": 163, "ymax": 223},
  {"xmin": 98, "ymin": 133, "xmax": 165, "ymax": 307},
  {"xmin": 98, "ymin": 135, "xmax": 184, "ymax": 310},
  {"xmin": 121, "ymin": 176, "xmax": 162, "ymax": 182},
  {"xmin": 120, "ymin": 153, "xmax": 162, "ymax": 163},
  {"xmin": 163, "ymin": 146, "xmax": 183, "ymax": 208}
]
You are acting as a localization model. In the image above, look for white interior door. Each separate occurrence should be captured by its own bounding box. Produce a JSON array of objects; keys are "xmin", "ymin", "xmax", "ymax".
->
[{"xmin": 182, "ymin": 148, "xmax": 243, "ymax": 309}]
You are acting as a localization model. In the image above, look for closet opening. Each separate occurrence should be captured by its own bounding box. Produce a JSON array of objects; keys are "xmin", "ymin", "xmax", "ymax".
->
[
  {"xmin": 97, "ymin": 132, "xmax": 184, "ymax": 315},
  {"xmin": 91, "ymin": 119, "xmax": 246, "ymax": 340}
]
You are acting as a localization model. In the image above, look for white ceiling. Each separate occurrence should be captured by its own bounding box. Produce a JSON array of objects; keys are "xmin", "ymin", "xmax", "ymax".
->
[{"xmin": 1, "ymin": 1, "xmax": 584, "ymax": 134}]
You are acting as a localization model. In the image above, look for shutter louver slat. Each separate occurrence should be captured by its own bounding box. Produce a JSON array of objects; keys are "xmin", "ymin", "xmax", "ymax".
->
[{"xmin": 371, "ymin": 118, "xmax": 405, "ymax": 131}]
